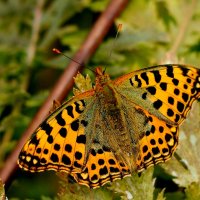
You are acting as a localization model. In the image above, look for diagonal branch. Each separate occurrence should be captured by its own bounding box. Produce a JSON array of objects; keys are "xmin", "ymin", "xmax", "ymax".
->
[{"xmin": 0, "ymin": 0, "xmax": 129, "ymax": 189}]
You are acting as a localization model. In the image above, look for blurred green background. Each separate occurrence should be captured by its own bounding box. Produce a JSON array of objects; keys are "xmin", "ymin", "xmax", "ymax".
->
[{"xmin": 0, "ymin": 0, "xmax": 200, "ymax": 199}]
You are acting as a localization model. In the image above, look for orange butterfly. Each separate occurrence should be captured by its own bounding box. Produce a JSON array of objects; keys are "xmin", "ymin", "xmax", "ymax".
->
[{"xmin": 18, "ymin": 64, "xmax": 200, "ymax": 188}]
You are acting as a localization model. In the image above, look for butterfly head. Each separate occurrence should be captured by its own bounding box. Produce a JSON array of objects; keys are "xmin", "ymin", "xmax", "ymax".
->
[{"xmin": 95, "ymin": 67, "xmax": 111, "ymax": 86}]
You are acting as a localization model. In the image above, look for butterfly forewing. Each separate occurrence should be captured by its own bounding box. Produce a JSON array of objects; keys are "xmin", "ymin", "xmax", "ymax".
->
[
  {"xmin": 18, "ymin": 93, "xmax": 95, "ymax": 173},
  {"xmin": 114, "ymin": 65, "xmax": 200, "ymax": 124}
]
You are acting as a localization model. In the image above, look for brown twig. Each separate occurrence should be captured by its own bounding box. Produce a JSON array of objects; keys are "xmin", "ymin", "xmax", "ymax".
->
[{"xmin": 0, "ymin": 0, "xmax": 129, "ymax": 189}]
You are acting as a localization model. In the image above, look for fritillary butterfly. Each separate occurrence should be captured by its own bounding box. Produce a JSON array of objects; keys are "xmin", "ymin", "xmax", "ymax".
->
[{"xmin": 18, "ymin": 64, "xmax": 200, "ymax": 188}]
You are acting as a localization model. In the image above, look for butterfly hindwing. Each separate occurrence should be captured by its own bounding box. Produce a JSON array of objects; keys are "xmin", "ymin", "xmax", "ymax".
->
[
  {"xmin": 135, "ymin": 110, "xmax": 179, "ymax": 171},
  {"xmin": 71, "ymin": 144, "xmax": 130, "ymax": 188}
]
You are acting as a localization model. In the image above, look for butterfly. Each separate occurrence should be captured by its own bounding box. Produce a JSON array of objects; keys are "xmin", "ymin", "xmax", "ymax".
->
[{"xmin": 18, "ymin": 64, "xmax": 200, "ymax": 188}]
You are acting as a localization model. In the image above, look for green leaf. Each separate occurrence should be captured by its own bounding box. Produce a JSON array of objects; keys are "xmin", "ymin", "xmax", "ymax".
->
[
  {"xmin": 185, "ymin": 182, "xmax": 200, "ymax": 200},
  {"xmin": 156, "ymin": 189, "xmax": 166, "ymax": 200},
  {"xmin": 0, "ymin": 179, "xmax": 6, "ymax": 200},
  {"xmin": 155, "ymin": 1, "xmax": 176, "ymax": 30},
  {"xmin": 108, "ymin": 168, "xmax": 155, "ymax": 200}
]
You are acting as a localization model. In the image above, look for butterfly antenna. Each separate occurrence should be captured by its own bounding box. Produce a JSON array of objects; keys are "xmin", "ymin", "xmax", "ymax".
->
[
  {"xmin": 53, "ymin": 48, "xmax": 95, "ymax": 74},
  {"xmin": 105, "ymin": 24, "xmax": 123, "ymax": 72},
  {"xmin": 52, "ymin": 48, "xmax": 84, "ymax": 67}
]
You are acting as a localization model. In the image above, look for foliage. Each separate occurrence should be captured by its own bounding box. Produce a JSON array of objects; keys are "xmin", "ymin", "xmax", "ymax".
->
[
  {"xmin": 0, "ymin": 0, "xmax": 200, "ymax": 199},
  {"xmin": 0, "ymin": 179, "xmax": 6, "ymax": 200}
]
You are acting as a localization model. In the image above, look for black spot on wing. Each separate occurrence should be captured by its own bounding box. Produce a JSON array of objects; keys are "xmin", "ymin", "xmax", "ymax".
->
[
  {"xmin": 71, "ymin": 119, "xmax": 79, "ymax": 131},
  {"xmin": 81, "ymin": 120, "xmax": 88, "ymax": 127},
  {"xmin": 159, "ymin": 126, "xmax": 164, "ymax": 133},
  {"xmin": 91, "ymin": 163, "xmax": 96, "ymax": 170},
  {"xmin": 181, "ymin": 68, "xmax": 189, "ymax": 76},
  {"xmin": 97, "ymin": 149, "xmax": 103, "ymax": 154},
  {"xmin": 98, "ymin": 159, "xmax": 105, "ymax": 165},
  {"xmin": 152, "ymin": 147, "xmax": 160, "ymax": 155},
  {"xmin": 174, "ymin": 88, "xmax": 180, "ymax": 95},
  {"xmin": 74, "ymin": 161, "xmax": 82, "ymax": 168},
  {"xmin": 135, "ymin": 75, "xmax": 142, "ymax": 87},
  {"xmin": 47, "ymin": 135, "xmax": 53, "ymax": 144},
  {"xmin": 166, "ymin": 65, "xmax": 174, "ymax": 78},
  {"xmin": 172, "ymin": 79, "xmax": 179, "ymax": 86},
  {"xmin": 182, "ymin": 92, "xmax": 189, "ymax": 102},
  {"xmin": 43, "ymin": 149, "xmax": 48, "ymax": 154},
  {"xmin": 165, "ymin": 133, "xmax": 172, "ymax": 142},
  {"xmin": 177, "ymin": 101, "xmax": 184, "ymax": 113},
  {"xmin": 75, "ymin": 151, "xmax": 82, "ymax": 160},
  {"xmin": 144, "ymin": 152, "xmax": 151, "ymax": 162},
  {"xmin": 110, "ymin": 167, "xmax": 120, "ymax": 173},
  {"xmin": 30, "ymin": 135, "xmax": 39, "ymax": 146},
  {"xmin": 74, "ymin": 102, "xmax": 84, "ymax": 114},
  {"xmin": 62, "ymin": 154, "xmax": 71, "ymax": 165},
  {"xmin": 41, "ymin": 158, "xmax": 47, "ymax": 164},
  {"xmin": 167, "ymin": 109, "xmax": 174, "ymax": 117},
  {"xmin": 65, "ymin": 144, "xmax": 72, "ymax": 152},
  {"xmin": 147, "ymin": 86, "xmax": 156, "ymax": 95},
  {"xmin": 152, "ymin": 70, "xmax": 161, "ymax": 83},
  {"xmin": 150, "ymin": 139, "xmax": 156, "ymax": 145},
  {"xmin": 142, "ymin": 145, "xmax": 148, "ymax": 153},
  {"xmin": 40, "ymin": 122, "xmax": 53, "ymax": 135},
  {"xmin": 141, "ymin": 72, "xmax": 149, "ymax": 85},
  {"xmin": 145, "ymin": 131, "xmax": 150, "ymax": 136},
  {"xmin": 36, "ymin": 148, "xmax": 41, "ymax": 154},
  {"xmin": 108, "ymin": 159, "xmax": 116, "ymax": 165},
  {"xmin": 175, "ymin": 114, "xmax": 180, "ymax": 123},
  {"xmin": 160, "ymin": 82, "xmax": 167, "ymax": 91},
  {"xmin": 59, "ymin": 127, "xmax": 67, "ymax": 138},
  {"xmin": 102, "ymin": 145, "xmax": 111, "ymax": 152},
  {"xmin": 99, "ymin": 166, "xmax": 108, "ymax": 176},
  {"xmin": 151, "ymin": 125, "xmax": 155, "ymax": 133},
  {"xmin": 158, "ymin": 138, "xmax": 163, "ymax": 144},
  {"xmin": 50, "ymin": 153, "xmax": 59, "ymax": 162},
  {"xmin": 54, "ymin": 144, "xmax": 60, "ymax": 151},
  {"xmin": 186, "ymin": 78, "xmax": 191, "ymax": 83},
  {"xmin": 91, "ymin": 149, "xmax": 96, "ymax": 156},
  {"xmin": 91, "ymin": 174, "xmax": 98, "ymax": 181},
  {"xmin": 168, "ymin": 97, "xmax": 174, "ymax": 105},
  {"xmin": 55, "ymin": 112, "xmax": 66, "ymax": 126},
  {"xmin": 153, "ymin": 100, "xmax": 162, "ymax": 110},
  {"xmin": 129, "ymin": 78, "xmax": 134, "ymax": 86},
  {"xmin": 66, "ymin": 105, "xmax": 74, "ymax": 118},
  {"xmin": 76, "ymin": 134, "xmax": 86, "ymax": 144},
  {"xmin": 184, "ymin": 84, "xmax": 188, "ymax": 89},
  {"xmin": 81, "ymin": 100, "xmax": 86, "ymax": 107},
  {"xmin": 191, "ymin": 88, "xmax": 196, "ymax": 95},
  {"xmin": 142, "ymin": 92, "xmax": 147, "ymax": 100}
]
